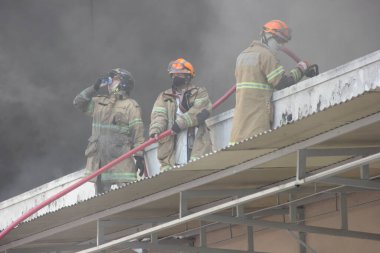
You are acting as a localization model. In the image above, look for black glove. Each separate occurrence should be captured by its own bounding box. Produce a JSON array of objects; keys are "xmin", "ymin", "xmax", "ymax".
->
[
  {"xmin": 134, "ymin": 156, "xmax": 145, "ymax": 177},
  {"xmin": 196, "ymin": 109, "xmax": 210, "ymax": 123},
  {"xmin": 305, "ymin": 64, "xmax": 319, "ymax": 78},
  {"xmin": 171, "ymin": 122, "xmax": 181, "ymax": 134},
  {"xmin": 150, "ymin": 133, "xmax": 158, "ymax": 139},
  {"xmin": 93, "ymin": 77, "xmax": 110, "ymax": 91}
]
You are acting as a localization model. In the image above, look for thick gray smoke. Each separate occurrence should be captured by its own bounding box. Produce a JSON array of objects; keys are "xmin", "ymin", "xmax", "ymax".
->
[{"xmin": 0, "ymin": 0, "xmax": 379, "ymax": 201}]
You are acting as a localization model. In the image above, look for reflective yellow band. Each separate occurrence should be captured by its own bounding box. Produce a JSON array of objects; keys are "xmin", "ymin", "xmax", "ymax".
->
[
  {"xmin": 236, "ymin": 82, "xmax": 273, "ymax": 90},
  {"xmin": 182, "ymin": 114, "xmax": 193, "ymax": 127},
  {"xmin": 267, "ymin": 66, "xmax": 285, "ymax": 81},
  {"xmin": 194, "ymin": 97, "xmax": 209, "ymax": 105},
  {"xmin": 101, "ymin": 172, "xmax": 137, "ymax": 182},
  {"xmin": 290, "ymin": 68, "xmax": 302, "ymax": 82},
  {"xmin": 152, "ymin": 106, "xmax": 167, "ymax": 114},
  {"xmin": 150, "ymin": 123, "xmax": 164, "ymax": 132},
  {"xmin": 92, "ymin": 123, "xmax": 129, "ymax": 133},
  {"xmin": 129, "ymin": 118, "xmax": 143, "ymax": 127}
]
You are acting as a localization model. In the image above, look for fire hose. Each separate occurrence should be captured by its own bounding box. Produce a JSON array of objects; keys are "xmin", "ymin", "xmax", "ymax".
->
[{"xmin": 0, "ymin": 47, "xmax": 309, "ymax": 240}]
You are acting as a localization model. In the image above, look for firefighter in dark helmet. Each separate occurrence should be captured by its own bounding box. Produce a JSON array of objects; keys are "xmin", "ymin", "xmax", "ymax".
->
[{"xmin": 74, "ymin": 68, "xmax": 145, "ymax": 193}]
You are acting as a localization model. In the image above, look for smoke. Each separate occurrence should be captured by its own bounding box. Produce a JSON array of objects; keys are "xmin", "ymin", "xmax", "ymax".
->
[
  {"xmin": 0, "ymin": 0, "xmax": 379, "ymax": 201},
  {"xmin": 0, "ymin": 0, "xmax": 216, "ymax": 200}
]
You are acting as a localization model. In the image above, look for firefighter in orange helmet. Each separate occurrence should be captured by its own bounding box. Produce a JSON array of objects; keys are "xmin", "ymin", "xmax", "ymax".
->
[
  {"xmin": 149, "ymin": 58, "xmax": 212, "ymax": 172},
  {"xmin": 230, "ymin": 20, "xmax": 318, "ymax": 144}
]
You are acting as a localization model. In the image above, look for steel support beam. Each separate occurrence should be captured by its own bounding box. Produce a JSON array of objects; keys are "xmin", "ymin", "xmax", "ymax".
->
[
  {"xmin": 7, "ymin": 245, "xmax": 92, "ymax": 253},
  {"xmin": 360, "ymin": 164, "xmax": 369, "ymax": 180},
  {"xmin": 297, "ymin": 150, "xmax": 307, "ymax": 181},
  {"xmin": 304, "ymin": 147, "xmax": 380, "ymax": 157},
  {"xmin": 200, "ymin": 220, "xmax": 207, "ymax": 247},
  {"xmin": 204, "ymin": 215, "xmax": 380, "ymax": 241},
  {"xmin": 289, "ymin": 193, "xmax": 297, "ymax": 223},
  {"xmin": 249, "ymin": 208, "xmax": 288, "ymax": 218},
  {"xmin": 174, "ymin": 208, "xmax": 288, "ymax": 240},
  {"xmin": 338, "ymin": 193, "xmax": 348, "ymax": 230},
  {"xmin": 99, "ymin": 217, "xmax": 173, "ymax": 227},
  {"xmin": 180, "ymin": 192, "xmax": 188, "ymax": 218},
  {"xmin": 286, "ymin": 230, "xmax": 317, "ymax": 253},
  {"xmin": 302, "ymin": 152, "xmax": 380, "ymax": 184},
  {"xmin": 247, "ymin": 222, "xmax": 254, "ymax": 253},
  {"xmin": 117, "ymin": 241, "xmax": 256, "ymax": 253},
  {"xmin": 96, "ymin": 219, "xmax": 105, "ymax": 253},
  {"xmin": 297, "ymin": 206, "xmax": 307, "ymax": 253},
  {"xmin": 184, "ymin": 189, "xmax": 259, "ymax": 197},
  {"xmin": 319, "ymin": 177, "xmax": 380, "ymax": 190},
  {"xmin": 236, "ymin": 204, "xmax": 244, "ymax": 218}
]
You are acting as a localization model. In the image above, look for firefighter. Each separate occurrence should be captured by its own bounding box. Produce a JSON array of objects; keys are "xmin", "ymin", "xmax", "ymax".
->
[
  {"xmin": 73, "ymin": 68, "xmax": 145, "ymax": 193},
  {"xmin": 230, "ymin": 20, "xmax": 318, "ymax": 144},
  {"xmin": 149, "ymin": 58, "xmax": 212, "ymax": 172}
]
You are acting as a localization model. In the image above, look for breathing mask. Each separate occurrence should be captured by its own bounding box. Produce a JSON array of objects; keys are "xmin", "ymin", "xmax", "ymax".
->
[
  {"xmin": 172, "ymin": 76, "xmax": 187, "ymax": 87},
  {"xmin": 262, "ymin": 33, "xmax": 284, "ymax": 54}
]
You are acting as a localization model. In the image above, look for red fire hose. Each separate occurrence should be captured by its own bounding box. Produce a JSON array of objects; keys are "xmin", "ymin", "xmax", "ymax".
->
[
  {"xmin": 0, "ymin": 84, "xmax": 236, "ymax": 240},
  {"xmin": 282, "ymin": 46, "xmax": 319, "ymax": 76},
  {"xmin": 281, "ymin": 46, "xmax": 302, "ymax": 63}
]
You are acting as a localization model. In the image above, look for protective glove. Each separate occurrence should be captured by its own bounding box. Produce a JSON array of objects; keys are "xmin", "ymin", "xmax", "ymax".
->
[
  {"xmin": 196, "ymin": 109, "xmax": 210, "ymax": 124},
  {"xmin": 305, "ymin": 64, "xmax": 319, "ymax": 78},
  {"xmin": 93, "ymin": 76, "xmax": 111, "ymax": 91},
  {"xmin": 171, "ymin": 122, "xmax": 181, "ymax": 134},
  {"xmin": 149, "ymin": 133, "xmax": 159, "ymax": 140},
  {"xmin": 134, "ymin": 156, "xmax": 146, "ymax": 177},
  {"xmin": 150, "ymin": 133, "xmax": 158, "ymax": 138},
  {"xmin": 296, "ymin": 61, "xmax": 309, "ymax": 74}
]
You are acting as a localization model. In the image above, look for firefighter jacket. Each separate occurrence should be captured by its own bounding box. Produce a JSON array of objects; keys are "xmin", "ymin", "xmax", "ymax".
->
[
  {"xmin": 230, "ymin": 41, "xmax": 302, "ymax": 144},
  {"xmin": 149, "ymin": 84, "xmax": 212, "ymax": 171},
  {"xmin": 73, "ymin": 86, "xmax": 145, "ymax": 183}
]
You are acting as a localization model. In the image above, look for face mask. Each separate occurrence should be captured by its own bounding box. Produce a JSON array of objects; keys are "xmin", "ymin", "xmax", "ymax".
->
[
  {"xmin": 267, "ymin": 37, "xmax": 283, "ymax": 54},
  {"xmin": 172, "ymin": 76, "xmax": 187, "ymax": 87}
]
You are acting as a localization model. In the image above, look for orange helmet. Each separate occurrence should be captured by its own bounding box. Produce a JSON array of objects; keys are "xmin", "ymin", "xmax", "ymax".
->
[
  {"xmin": 168, "ymin": 58, "xmax": 195, "ymax": 77},
  {"xmin": 262, "ymin": 20, "xmax": 291, "ymax": 43}
]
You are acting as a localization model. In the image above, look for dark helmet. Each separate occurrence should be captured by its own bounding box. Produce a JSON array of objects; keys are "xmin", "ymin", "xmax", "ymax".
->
[{"xmin": 109, "ymin": 68, "xmax": 135, "ymax": 93}]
